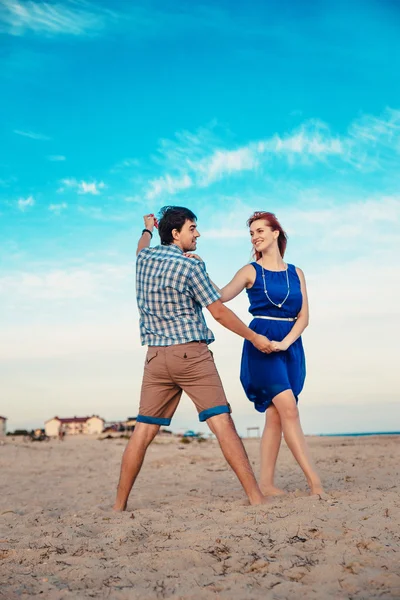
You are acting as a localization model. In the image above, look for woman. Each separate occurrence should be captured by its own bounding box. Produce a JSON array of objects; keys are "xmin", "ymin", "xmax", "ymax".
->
[{"xmin": 218, "ymin": 211, "xmax": 323, "ymax": 497}]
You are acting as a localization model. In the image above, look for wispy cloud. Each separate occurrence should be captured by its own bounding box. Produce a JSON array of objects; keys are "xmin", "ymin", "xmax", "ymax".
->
[
  {"xmin": 110, "ymin": 158, "xmax": 140, "ymax": 173},
  {"xmin": 47, "ymin": 155, "xmax": 66, "ymax": 161},
  {"xmin": 59, "ymin": 178, "xmax": 105, "ymax": 195},
  {"xmin": 153, "ymin": 126, "xmax": 221, "ymax": 168},
  {"xmin": 144, "ymin": 120, "xmax": 343, "ymax": 199},
  {"xmin": 198, "ymin": 147, "xmax": 260, "ymax": 186},
  {"xmin": 143, "ymin": 108, "xmax": 400, "ymax": 199},
  {"xmin": 345, "ymin": 107, "xmax": 400, "ymax": 171},
  {"xmin": 0, "ymin": 0, "xmax": 114, "ymax": 37},
  {"xmin": 146, "ymin": 173, "xmax": 192, "ymax": 200},
  {"xmin": 14, "ymin": 129, "xmax": 51, "ymax": 141},
  {"xmin": 49, "ymin": 202, "xmax": 67, "ymax": 213},
  {"xmin": 17, "ymin": 195, "xmax": 35, "ymax": 211},
  {"xmin": 79, "ymin": 181, "xmax": 105, "ymax": 195},
  {"xmin": 258, "ymin": 120, "xmax": 343, "ymax": 158}
]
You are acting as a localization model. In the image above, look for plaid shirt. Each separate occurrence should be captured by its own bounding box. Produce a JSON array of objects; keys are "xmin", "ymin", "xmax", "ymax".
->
[{"xmin": 136, "ymin": 244, "xmax": 221, "ymax": 346}]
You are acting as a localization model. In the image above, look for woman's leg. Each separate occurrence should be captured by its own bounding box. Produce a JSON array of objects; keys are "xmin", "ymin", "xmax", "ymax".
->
[
  {"xmin": 272, "ymin": 389, "xmax": 324, "ymax": 494},
  {"xmin": 259, "ymin": 405, "xmax": 286, "ymax": 495}
]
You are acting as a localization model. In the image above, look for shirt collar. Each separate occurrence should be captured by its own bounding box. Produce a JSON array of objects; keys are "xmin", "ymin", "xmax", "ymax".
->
[{"xmin": 159, "ymin": 244, "xmax": 184, "ymax": 255}]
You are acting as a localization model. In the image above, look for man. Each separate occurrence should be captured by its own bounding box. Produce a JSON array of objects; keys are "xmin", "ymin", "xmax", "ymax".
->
[{"xmin": 113, "ymin": 206, "xmax": 274, "ymax": 511}]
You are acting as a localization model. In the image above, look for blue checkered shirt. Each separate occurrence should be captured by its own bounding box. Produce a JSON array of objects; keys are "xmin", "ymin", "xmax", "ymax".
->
[{"xmin": 136, "ymin": 244, "xmax": 221, "ymax": 346}]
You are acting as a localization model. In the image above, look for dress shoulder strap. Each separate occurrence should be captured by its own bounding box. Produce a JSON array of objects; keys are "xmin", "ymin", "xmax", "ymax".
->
[{"xmin": 249, "ymin": 261, "xmax": 260, "ymax": 271}]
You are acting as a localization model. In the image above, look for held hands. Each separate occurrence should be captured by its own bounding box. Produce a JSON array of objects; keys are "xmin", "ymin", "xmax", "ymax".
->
[
  {"xmin": 251, "ymin": 333, "xmax": 275, "ymax": 354},
  {"xmin": 251, "ymin": 334, "xmax": 290, "ymax": 353},
  {"xmin": 271, "ymin": 340, "xmax": 290, "ymax": 352}
]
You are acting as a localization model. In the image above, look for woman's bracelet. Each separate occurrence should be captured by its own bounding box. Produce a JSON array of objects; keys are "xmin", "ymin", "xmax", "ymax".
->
[{"xmin": 142, "ymin": 228, "xmax": 153, "ymax": 238}]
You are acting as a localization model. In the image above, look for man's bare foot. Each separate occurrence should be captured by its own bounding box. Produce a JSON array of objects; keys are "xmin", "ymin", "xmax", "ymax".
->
[
  {"xmin": 112, "ymin": 502, "xmax": 127, "ymax": 512},
  {"xmin": 260, "ymin": 485, "xmax": 286, "ymax": 497}
]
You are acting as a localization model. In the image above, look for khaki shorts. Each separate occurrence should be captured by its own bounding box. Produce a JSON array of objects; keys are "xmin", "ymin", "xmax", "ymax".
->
[{"xmin": 137, "ymin": 342, "xmax": 231, "ymax": 426}]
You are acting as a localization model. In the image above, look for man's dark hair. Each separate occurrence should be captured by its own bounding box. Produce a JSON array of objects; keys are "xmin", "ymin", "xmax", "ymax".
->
[{"xmin": 158, "ymin": 206, "xmax": 197, "ymax": 245}]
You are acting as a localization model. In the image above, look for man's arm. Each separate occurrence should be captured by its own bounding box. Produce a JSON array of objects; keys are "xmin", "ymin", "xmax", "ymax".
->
[
  {"xmin": 136, "ymin": 214, "xmax": 157, "ymax": 256},
  {"xmin": 187, "ymin": 261, "xmax": 273, "ymax": 354},
  {"xmin": 207, "ymin": 300, "xmax": 274, "ymax": 353},
  {"xmin": 218, "ymin": 265, "xmax": 254, "ymax": 302}
]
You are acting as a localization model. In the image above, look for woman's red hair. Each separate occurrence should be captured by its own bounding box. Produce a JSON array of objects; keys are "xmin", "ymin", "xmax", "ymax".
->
[{"xmin": 247, "ymin": 211, "xmax": 288, "ymax": 260}]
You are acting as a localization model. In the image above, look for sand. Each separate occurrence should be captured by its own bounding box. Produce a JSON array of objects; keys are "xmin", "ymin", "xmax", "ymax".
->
[{"xmin": 0, "ymin": 433, "xmax": 399, "ymax": 599}]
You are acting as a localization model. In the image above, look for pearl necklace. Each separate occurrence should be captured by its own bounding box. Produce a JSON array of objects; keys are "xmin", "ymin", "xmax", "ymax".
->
[{"xmin": 260, "ymin": 261, "xmax": 290, "ymax": 308}]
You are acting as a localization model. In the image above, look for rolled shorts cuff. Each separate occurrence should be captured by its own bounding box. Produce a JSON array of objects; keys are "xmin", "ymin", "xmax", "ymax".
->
[
  {"xmin": 198, "ymin": 405, "xmax": 230, "ymax": 422},
  {"xmin": 137, "ymin": 415, "xmax": 171, "ymax": 426}
]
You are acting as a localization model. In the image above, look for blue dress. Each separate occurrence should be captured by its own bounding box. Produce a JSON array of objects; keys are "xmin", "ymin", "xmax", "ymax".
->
[{"xmin": 240, "ymin": 263, "xmax": 306, "ymax": 413}]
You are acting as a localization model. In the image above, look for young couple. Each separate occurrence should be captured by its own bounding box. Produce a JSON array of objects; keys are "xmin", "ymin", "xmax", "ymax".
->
[{"xmin": 113, "ymin": 206, "xmax": 323, "ymax": 511}]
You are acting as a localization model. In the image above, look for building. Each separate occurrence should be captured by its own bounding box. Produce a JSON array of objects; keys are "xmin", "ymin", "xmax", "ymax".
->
[
  {"xmin": 125, "ymin": 416, "xmax": 137, "ymax": 430},
  {"xmin": 103, "ymin": 416, "xmax": 137, "ymax": 434},
  {"xmin": 0, "ymin": 416, "xmax": 6, "ymax": 436},
  {"xmin": 45, "ymin": 415, "xmax": 105, "ymax": 437}
]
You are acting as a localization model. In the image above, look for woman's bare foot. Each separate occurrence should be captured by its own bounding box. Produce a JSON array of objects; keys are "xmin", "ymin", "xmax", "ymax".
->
[
  {"xmin": 310, "ymin": 489, "xmax": 329, "ymax": 501},
  {"xmin": 308, "ymin": 478, "xmax": 325, "ymax": 497},
  {"xmin": 260, "ymin": 485, "xmax": 286, "ymax": 496}
]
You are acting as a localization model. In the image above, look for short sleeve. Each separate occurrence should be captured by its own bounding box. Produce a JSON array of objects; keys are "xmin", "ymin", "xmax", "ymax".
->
[
  {"xmin": 187, "ymin": 261, "xmax": 221, "ymax": 307},
  {"xmin": 136, "ymin": 247, "xmax": 151, "ymax": 263}
]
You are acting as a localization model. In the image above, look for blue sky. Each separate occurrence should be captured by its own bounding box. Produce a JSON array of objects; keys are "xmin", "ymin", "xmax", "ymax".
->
[{"xmin": 1, "ymin": 0, "xmax": 399, "ymax": 434}]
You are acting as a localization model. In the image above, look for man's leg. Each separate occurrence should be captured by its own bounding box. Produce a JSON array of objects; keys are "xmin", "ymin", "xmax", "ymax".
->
[
  {"xmin": 113, "ymin": 422, "xmax": 159, "ymax": 511},
  {"xmin": 114, "ymin": 346, "xmax": 181, "ymax": 511},
  {"xmin": 206, "ymin": 413, "xmax": 266, "ymax": 505}
]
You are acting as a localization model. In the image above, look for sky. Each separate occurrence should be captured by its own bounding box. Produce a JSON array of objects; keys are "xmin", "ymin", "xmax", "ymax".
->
[{"xmin": 0, "ymin": 0, "xmax": 399, "ymax": 435}]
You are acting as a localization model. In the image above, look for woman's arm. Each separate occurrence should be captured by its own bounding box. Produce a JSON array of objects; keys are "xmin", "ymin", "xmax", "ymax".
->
[
  {"xmin": 271, "ymin": 267, "xmax": 309, "ymax": 351},
  {"xmin": 182, "ymin": 258, "xmax": 255, "ymax": 302},
  {"xmin": 219, "ymin": 265, "xmax": 255, "ymax": 302}
]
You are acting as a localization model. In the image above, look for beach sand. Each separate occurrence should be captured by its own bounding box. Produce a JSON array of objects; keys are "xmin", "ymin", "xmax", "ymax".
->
[{"xmin": 1, "ymin": 433, "xmax": 399, "ymax": 599}]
